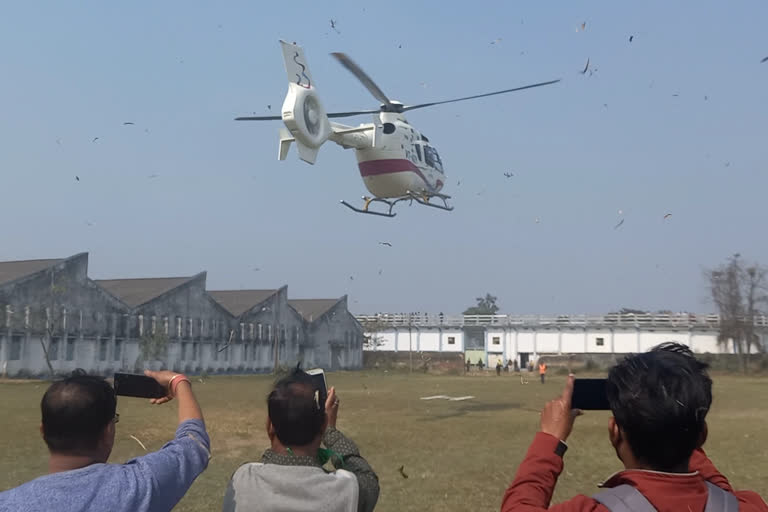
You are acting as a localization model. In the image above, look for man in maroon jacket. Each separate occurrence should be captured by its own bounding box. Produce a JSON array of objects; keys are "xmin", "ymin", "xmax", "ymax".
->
[{"xmin": 501, "ymin": 343, "xmax": 768, "ymax": 512}]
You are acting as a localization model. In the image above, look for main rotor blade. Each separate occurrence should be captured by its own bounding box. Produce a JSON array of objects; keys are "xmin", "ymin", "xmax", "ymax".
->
[
  {"xmin": 331, "ymin": 52, "xmax": 392, "ymax": 107},
  {"xmin": 236, "ymin": 109, "xmax": 380, "ymax": 122},
  {"xmin": 402, "ymin": 79, "xmax": 561, "ymax": 112}
]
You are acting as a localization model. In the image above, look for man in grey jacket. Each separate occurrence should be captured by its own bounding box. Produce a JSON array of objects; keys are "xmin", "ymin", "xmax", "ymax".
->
[{"xmin": 222, "ymin": 368, "xmax": 379, "ymax": 512}]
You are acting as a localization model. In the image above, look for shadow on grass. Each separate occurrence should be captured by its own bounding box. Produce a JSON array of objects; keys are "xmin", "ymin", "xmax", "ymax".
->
[{"xmin": 418, "ymin": 401, "xmax": 539, "ymax": 421}]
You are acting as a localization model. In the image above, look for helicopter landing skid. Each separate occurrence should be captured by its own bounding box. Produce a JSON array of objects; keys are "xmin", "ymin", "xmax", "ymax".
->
[
  {"xmin": 406, "ymin": 191, "xmax": 454, "ymax": 212},
  {"xmin": 340, "ymin": 196, "xmax": 412, "ymax": 218}
]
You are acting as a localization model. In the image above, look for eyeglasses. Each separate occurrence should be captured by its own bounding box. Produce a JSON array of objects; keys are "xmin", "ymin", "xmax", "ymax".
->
[{"xmin": 113, "ymin": 413, "xmax": 120, "ymax": 424}]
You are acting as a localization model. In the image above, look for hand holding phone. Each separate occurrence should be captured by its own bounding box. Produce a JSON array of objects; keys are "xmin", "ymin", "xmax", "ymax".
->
[{"xmin": 306, "ymin": 369, "xmax": 328, "ymax": 408}]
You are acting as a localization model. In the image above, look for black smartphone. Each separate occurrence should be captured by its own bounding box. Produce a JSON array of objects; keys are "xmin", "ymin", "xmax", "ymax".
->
[
  {"xmin": 571, "ymin": 378, "xmax": 611, "ymax": 410},
  {"xmin": 306, "ymin": 368, "xmax": 327, "ymax": 409},
  {"xmin": 113, "ymin": 373, "xmax": 167, "ymax": 399}
]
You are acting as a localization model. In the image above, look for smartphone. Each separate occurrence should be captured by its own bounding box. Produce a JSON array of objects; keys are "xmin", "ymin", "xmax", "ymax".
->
[
  {"xmin": 306, "ymin": 368, "xmax": 328, "ymax": 409},
  {"xmin": 571, "ymin": 378, "xmax": 611, "ymax": 410},
  {"xmin": 113, "ymin": 373, "xmax": 167, "ymax": 399}
]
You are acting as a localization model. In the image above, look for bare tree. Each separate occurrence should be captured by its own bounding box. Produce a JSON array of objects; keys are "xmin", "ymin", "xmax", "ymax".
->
[
  {"xmin": 706, "ymin": 254, "xmax": 768, "ymax": 372},
  {"xmin": 28, "ymin": 269, "xmax": 70, "ymax": 377},
  {"xmin": 359, "ymin": 317, "xmax": 388, "ymax": 350}
]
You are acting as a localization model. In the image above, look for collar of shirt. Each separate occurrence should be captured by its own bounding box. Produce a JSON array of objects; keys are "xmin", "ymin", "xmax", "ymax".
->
[{"xmin": 261, "ymin": 449, "xmax": 322, "ymax": 468}]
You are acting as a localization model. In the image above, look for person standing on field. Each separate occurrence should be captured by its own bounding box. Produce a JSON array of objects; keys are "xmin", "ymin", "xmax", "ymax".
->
[{"xmin": 539, "ymin": 361, "xmax": 547, "ymax": 384}]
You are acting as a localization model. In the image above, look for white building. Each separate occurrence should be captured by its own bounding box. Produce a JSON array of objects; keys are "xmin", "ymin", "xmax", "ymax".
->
[{"xmin": 359, "ymin": 313, "xmax": 768, "ymax": 368}]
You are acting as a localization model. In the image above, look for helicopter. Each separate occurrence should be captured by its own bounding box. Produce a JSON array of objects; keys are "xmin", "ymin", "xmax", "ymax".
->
[{"xmin": 236, "ymin": 40, "xmax": 559, "ymax": 217}]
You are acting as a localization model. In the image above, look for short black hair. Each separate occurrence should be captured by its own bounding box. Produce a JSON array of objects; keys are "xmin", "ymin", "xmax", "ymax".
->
[
  {"xmin": 606, "ymin": 343, "xmax": 712, "ymax": 471},
  {"xmin": 41, "ymin": 369, "xmax": 117, "ymax": 454},
  {"xmin": 267, "ymin": 368, "xmax": 325, "ymax": 447}
]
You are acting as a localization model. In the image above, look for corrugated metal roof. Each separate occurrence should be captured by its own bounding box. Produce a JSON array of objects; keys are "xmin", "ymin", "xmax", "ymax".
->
[
  {"xmin": 94, "ymin": 277, "xmax": 194, "ymax": 307},
  {"xmin": 208, "ymin": 290, "xmax": 278, "ymax": 317},
  {"xmin": 0, "ymin": 258, "xmax": 63, "ymax": 286},
  {"xmin": 289, "ymin": 298, "xmax": 341, "ymax": 323}
]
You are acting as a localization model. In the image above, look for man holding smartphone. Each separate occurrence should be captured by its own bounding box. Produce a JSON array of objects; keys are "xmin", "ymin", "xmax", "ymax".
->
[
  {"xmin": 223, "ymin": 367, "xmax": 379, "ymax": 512},
  {"xmin": 0, "ymin": 369, "xmax": 210, "ymax": 512},
  {"xmin": 500, "ymin": 343, "xmax": 768, "ymax": 512}
]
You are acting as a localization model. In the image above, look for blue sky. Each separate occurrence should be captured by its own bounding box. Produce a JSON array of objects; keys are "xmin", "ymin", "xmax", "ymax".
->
[{"xmin": 1, "ymin": 1, "xmax": 766, "ymax": 314}]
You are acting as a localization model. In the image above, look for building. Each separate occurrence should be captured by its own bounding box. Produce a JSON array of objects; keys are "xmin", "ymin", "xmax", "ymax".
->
[
  {"xmin": 0, "ymin": 253, "xmax": 363, "ymax": 377},
  {"xmin": 358, "ymin": 313, "xmax": 768, "ymax": 368}
]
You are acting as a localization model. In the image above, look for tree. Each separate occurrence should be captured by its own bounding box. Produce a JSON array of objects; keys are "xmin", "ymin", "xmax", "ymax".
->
[
  {"xmin": 706, "ymin": 254, "xmax": 768, "ymax": 372},
  {"xmin": 136, "ymin": 330, "xmax": 169, "ymax": 370},
  {"xmin": 463, "ymin": 294, "xmax": 500, "ymax": 315},
  {"xmin": 359, "ymin": 317, "xmax": 388, "ymax": 350},
  {"xmin": 29, "ymin": 269, "xmax": 70, "ymax": 377}
]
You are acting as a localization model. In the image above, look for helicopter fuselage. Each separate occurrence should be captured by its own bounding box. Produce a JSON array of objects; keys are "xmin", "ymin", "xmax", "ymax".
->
[{"xmin": 334, "ymin": 111, "xmax": 446, "ymax": 199}]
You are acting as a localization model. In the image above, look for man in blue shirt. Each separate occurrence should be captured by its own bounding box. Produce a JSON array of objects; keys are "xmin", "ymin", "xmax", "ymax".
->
[{"xmin": 0, "ymin": 369, "xmax": 210, "ymax": 512}]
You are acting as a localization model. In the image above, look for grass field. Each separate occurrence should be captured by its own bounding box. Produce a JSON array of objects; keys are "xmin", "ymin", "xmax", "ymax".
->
[{"xmin": 1, "ymin": 372, "xmax": 767, "ymax": 511}]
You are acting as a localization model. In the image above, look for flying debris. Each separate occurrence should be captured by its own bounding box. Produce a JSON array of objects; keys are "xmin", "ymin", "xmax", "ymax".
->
[
  {"xmin": 349, "ymin": 276, "xmax": 354, "ymax": 281},
  {"xmin": 148, "ymin": 174, "xmax": 159, "ymax": 179},
  {"xmin": 581, "ymin": 58, "xmax": 590, "ymax": 75},
  {"xmin": 618, "ymin": 209, "xmax": 623, "ymax": 215},
  {"xmin": 724, "ymin": 162, "xmax": 731, "ymax": 168},
  {"xmin": 761, "ymin": 56, "xmax": 768, "ymax": 63},
  {"xmin": 614, "ymin": 219, "xmax": 625, "ymax": 230},
  {"xmin": 490, "ymin": 38, "xmax": 502, "ymax": 45},
  {"xmin": 267, "ymin": 104, "xmax": 271, "ymax": 110},
  {"xmin": 629, "ymin": 35, "xmax": 634, "ymax": 43},
  {"xmin": 663, "ymin": 213, "xmax": 672, "ymax": 219},
  {"xmin": 535, "ymin": 217, "xmax": 541, "ymax": 224},
  {"xmin": 378, "ymin": 269, "xmax": 383, "ymax": 276},
  {"xmin": 378, "ymin": 241, "xmax": 392, "ymax": 247},
  {"xmin": 503, "ymin": 172, "xmax": 514, "ymax": 178},
  {"xmin": 92, "ymin": 137, "xmax": 99, "ymax": 143},
  {"xmin": 75, "ymin": 176, "xmax": 80, "ymax": 182},
  {"xmin": 123, "ymin": 122, "xmax": 134, "ymax": 125},
  {"xmin": 330, "ymin": 19, "xmax": 340, "ymax": 34},
  {"xmin": 398, "ymin": 465, "xmax": 409, "ymax": 479}
]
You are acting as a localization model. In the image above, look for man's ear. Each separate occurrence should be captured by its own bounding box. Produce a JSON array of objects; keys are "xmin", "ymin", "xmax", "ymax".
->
[
  {"xmin": 608, "ymin": 416, "xmax": 622, "ymax": 449},
  {"xmin": 697, "ymin": 421, "xmax": 708, "ymax": 449},
  {"xmin": 266, "ymin": 418, "xmax": 276, "ymax": 441}
]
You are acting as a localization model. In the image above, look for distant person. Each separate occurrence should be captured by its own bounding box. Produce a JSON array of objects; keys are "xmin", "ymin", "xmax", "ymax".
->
[
  {"xmin": 513, "ymin": 360, "xmax": 519, "ymax": 372},
  {"xmin": 539, "ymin": 361, "xmax": 547, "ymax": 384},
  {"xmin": 477, "ymin": 359, "xmax": 484, "ymax": 371},
  {"xmin": 223, "ymin": 368, "xmax": 379, "ymax": 512},
  {"xmin": 465, "ymin": 359, "xmax": 471, "ymax": 373},
  {"xmin": 501, "ymin": 343, "xmax": 768, "ymax": 512},
  {"xmin": 496, "ymin": 360, "xmax": 503, "ymax": 376},
  {"xmin": 504, "ymin": 360, "xmax": 510, "ymax": 373},
  {"xmin": 0, "ymin": 369, "xmax": 210, "ymax": 512}
]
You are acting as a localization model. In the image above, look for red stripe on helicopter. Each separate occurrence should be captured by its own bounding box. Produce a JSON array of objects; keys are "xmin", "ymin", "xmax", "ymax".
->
[{"xmin": 358, "ymin": 159, "xmax": 430, "ymax": 185}]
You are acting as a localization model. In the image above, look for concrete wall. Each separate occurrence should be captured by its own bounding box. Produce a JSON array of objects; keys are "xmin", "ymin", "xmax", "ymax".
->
[
  {"xmin": 301, "ymin": 299, "xmax": 363, "ymax": 371},
  {"xmin": 363, "ymin": 324, "xmax": 734, "ymax": 371}
]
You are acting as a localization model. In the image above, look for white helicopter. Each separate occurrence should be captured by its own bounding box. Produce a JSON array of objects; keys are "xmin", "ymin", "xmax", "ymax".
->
[{"xmin": 237, "ymin": 41, "xmax": 559, "ymax": 217}]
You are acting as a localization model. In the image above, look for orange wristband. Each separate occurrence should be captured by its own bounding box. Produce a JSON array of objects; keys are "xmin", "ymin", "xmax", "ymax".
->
[{"xmin": 169, "ymin": 374, "xmax": 190, "ymax": 396}]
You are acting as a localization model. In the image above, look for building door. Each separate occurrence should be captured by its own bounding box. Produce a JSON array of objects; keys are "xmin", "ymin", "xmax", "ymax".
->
[
  {"xmin": 331, "ymin": 346, "xmax": 342, "ymax": 371},
  {"xmin": 519, "ymin": 352, "xmax": 530, "ymax": 369}
]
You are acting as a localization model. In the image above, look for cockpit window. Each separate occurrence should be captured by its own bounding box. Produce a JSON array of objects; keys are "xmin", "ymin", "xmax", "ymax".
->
[
  {"xmin": 424, "ymin": 145, "xmax": 443, "ymax": 173},
  {"xmin": 415, "ymin": 144, "xmax": 422, "ymax": 162}
]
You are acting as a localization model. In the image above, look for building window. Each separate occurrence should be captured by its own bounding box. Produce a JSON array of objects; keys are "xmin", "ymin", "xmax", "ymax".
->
[
  {"xmin": 267, "ymin": 324, "xmax": 272, "ymax": 341},
  {"xmin": 10, "ymin": 335, "xmax": 23, "ymax": 360},
  {"xmin": 66, "ymin": 336, "xmax": 76, "ymax": 361},
  {"xmin": 293, "ymin": 326, "xmax": 299, "ymax": 342},
  {"xmin": 213, "ymin": 344, "xmax": 219, "ymax": 361},
  {"xmin": 114, "ymin": 340, "xmax": 123, "ymax": 361},
  {"xmin": 188, "ymin": 318, "xmax": 194, "ymax": 339},
  {"xmin": 49, "ymin": 337, "xmax": 60, "ymax": 360},
  {"xmin": 492, "ymin": 337, "xmax": 501, "ymax": 345},
  {"xmin": 258, "ymin": 323, "xmax": 263, "ymax": 340},
  {"xmin": 596, "ymin": 337, "xmax": 605, "ymax": 346},
  {"xmin": 99, "ymin": 338, "xmax": 108, "ymax": 361},
  {"xmin": 249, "ymin": 323, "xmax": 254, "ymax": 340},
  {"xmin": 447, "ymin": 337, "xmax": 455, "ymax": 345}
]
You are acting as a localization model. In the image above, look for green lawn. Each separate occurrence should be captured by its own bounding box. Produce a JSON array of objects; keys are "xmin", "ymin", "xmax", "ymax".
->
[{"xmin": 1, "ymin": 372, "xmax": 766, "ymax": 511}]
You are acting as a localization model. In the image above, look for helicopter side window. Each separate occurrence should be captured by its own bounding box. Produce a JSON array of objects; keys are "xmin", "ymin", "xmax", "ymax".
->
[
  {"xmin": 382, "ymin": 122, "xmax": 395, "ymax": 134},
  {"xmin": 414, "ymin": 144, "xmax": 422, "ymax": 162},
  {"xmin": 424, "ymin": 145, "xmax": 443, "ymax": 173}
]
